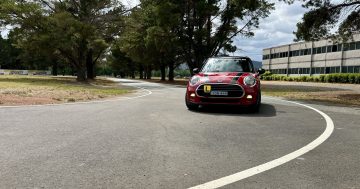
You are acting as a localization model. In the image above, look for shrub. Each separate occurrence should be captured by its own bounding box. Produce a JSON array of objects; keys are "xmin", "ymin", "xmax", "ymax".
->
[
  {"xmin": 319, "ymin": 75, "xmax": 326, "ymax": 82},
  {"xmin": 349, "ymin": 74, "xmax": 356, "ymax": 84},
  {"xmin": 300, "ymin": 76, "xmax": 307, "ymax": 82},
  {"xmin": 260, "ymin": 73, "xmax": 360, "ymax": 84},
  {"xmin": 339, "ymin": 74, "xmax": 349, "ymax": 83},
  {"xmin": 306, "ymin": 76, "xmax": 314, "ymax": 82},
  {"xmin": 355, "ymin": 75, "xmax": 360, "ymax": 84},
  {"xmin": 262, "ymin": 71, "xmax": 273, "ymax": 77},
  {"xmin": 324, "ymin": 75, "xmax": 331, "ymax": 83}
]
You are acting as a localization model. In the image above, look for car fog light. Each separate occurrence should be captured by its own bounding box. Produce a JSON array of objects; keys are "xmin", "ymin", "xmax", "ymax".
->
[
  {"xmin": 190, "ymin": 93, "xmax": 196, "ymax": 97},
  {"xmin": 246, "ymin": 95, "xmax": 253, "ymax": 99}
]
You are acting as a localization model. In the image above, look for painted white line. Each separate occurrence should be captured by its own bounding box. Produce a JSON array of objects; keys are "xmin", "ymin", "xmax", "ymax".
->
[
  {"xmin": 0, "ymin": 87, "xmax": 152, "ymax": 109},
  {"xmin": 188, "ymin": 97, "xmax": 335, "ymax": 189}
]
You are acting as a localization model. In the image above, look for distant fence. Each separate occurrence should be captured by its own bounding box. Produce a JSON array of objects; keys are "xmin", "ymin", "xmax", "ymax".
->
[{"xmin": 0, "ymin": 69, "xmax": 51, "ymax": 76}]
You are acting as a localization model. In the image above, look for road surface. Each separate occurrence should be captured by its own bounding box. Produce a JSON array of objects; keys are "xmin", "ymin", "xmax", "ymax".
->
[{"xmin": 0, "ymin": 79, "xmax": 359, "ymax": 189}]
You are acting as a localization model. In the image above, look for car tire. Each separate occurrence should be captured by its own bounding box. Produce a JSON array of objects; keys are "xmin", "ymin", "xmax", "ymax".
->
[
  {"xmin": 185, "ymin": 94, "xmax": 198, "ymax": 111},
  {"xmin": 249, "ymin": 91, "xmax": 261, "ymax": 113}
]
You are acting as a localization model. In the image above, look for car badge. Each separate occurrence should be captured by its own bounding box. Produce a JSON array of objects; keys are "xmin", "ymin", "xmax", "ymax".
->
[
  {"xmin": 217, "ymin": 78, "xmax": 224, "ymax": 83},
  {"xmin": 204, "ymin": 85, "xmax": 211, "ymax": 93}
]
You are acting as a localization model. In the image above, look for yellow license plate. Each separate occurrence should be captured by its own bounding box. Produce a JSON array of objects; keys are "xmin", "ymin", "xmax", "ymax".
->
[{"xmin": 204, "ymin": 85, "xmax": 211, "ymax": 93}]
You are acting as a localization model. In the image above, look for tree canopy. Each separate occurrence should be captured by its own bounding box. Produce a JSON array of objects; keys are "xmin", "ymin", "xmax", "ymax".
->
[
  {"xmin": 290, "ymin": 0, "xmax": 360, "ymax": 41},
  {"xmin": 0, "ymin": 0, "xmax": 125, "ymax": 80}
]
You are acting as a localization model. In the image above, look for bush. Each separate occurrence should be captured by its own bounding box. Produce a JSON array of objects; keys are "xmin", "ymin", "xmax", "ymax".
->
[
  {"xmin": 319, "ymin": 75, "xmax": 326, "ymax": 82},
  {"xmin": 306, "ymin": 76, "xmax": 314, "ymax": 82},
  {"xmin": 355, "ymin": 75, "xmax": 360, "ymax": 84},
  {"xmin": 349, "ymin": 74, "xmax": 356, "ymax": 84},
  {"xmin": 260, "ymin": 73, "xmax": 360, "ymax": 84},
  {"xmin": 313, "ymin": 77, "xmax": 320, "ymax": 82}
]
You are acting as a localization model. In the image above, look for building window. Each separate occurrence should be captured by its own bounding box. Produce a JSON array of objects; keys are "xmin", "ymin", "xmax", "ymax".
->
[
  {"xmin": 322, "ymin": 46, "xmax": 327, "ymax": 53},
  {"xmin": 356, "ymin": 42, "xmax": 360, "ymax": 50},
  {"xmin": 354, "ymin": 66, "xmax": 360, "ymax": 73},
  {"xmin": 313, "ymin": 48, "xmax": 317, "ymax": 54},
  {"xmin": 327, "ymin": 46, "xmax": 332, "ymax": 53},
  {"xmin": 348, "ymin": 66, "xmax": 354, "ymax": 73},
  {"xmin": 263, "ymin": 54, "xmax": 270, "ymax": 60},
  {"xmin": 330, "ymin": 67, "xmax": 336, "ymax": 73},
  {"xmin": 331, "ymin": 45, "xmax": 338, "ymax": 52},
  {"xmin": 294, "ymin": 50, "xmax": 300, "ymax": 56},
  {"xmin": 317, "ymin": 47, "xmax": 322, "ymax": 54},
  {"xmin": 344, "ymin": 43, "xmax": 349, "ymax": 51},
  {"xmin": 342, "ymin": 66, "xmax": 348, "ymax": 73},
  {"xmin": 338, "ymin": 44, "xmax": 342, "ymax": 51},
  {"xmin": 349, "ymin": 42, "xmax": 356, "ymax": 50}
]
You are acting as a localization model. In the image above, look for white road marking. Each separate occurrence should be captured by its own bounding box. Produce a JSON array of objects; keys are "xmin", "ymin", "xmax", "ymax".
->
[{"xmin": 188, "ymin": 97, "xmax": 335, "ymax": 189}]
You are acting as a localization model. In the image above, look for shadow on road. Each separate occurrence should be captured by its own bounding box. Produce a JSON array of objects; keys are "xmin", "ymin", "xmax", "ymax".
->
[{"xmin": 191, "ymin": 103, "xmax": 277, "ymax": 117}]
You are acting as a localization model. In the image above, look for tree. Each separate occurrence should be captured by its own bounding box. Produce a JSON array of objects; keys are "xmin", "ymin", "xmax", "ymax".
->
[
  {"xmin": 0, "ymin": 34, "xmax": 24, "ymax": 69},
  {"xmin": 0, "ymin": 0, "xmax": 125, "ymax": 80},
  {"xmin": 109, "ymin": 45, "xmax": 136, "ymax": 78},
  {"xmin": 144, "ymin": 1, "xmax": 183, "ymax": 81},
  {"xmin": 175, "ymin": 0, "xmax": 274, "ymax": 73},
  {"xmin": 289, "ymin": 0, "xmax": 360, "ymax": 41},
  {"xmin": 116, "ymin": 5, "xmax": 157, "ymax": 80}
]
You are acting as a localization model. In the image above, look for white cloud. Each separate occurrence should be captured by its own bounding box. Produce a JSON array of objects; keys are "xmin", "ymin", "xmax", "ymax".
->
[{"xmin": 233, "ymin": 1, "xmax": 307, "ymax": 61}]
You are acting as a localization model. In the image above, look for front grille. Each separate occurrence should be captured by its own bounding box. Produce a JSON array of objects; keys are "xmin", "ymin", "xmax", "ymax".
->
[
  {"xmin": 200, "ymin": 98, "xmax": 240, "ymax": 103},
  {"xmin": 196, "ymin": 84, "xmax": 244, "ymax": 98}
]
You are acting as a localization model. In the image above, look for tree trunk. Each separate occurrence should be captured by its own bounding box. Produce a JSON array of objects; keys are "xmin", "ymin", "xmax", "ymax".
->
[
  {"xmin": 52, "ymin": 61, "xmax": 58, "ymax": 76},
  {"xmin": 86, "ymin": 49, "xmax": 95, "ymax": 79},
  {"xmin": 168, "ymin": 61, "xmax": 174, "ymax": 81},
  {"xmin": 160, "ymin": 64, "xmax": 166, "ymax": 81},
  {"xmin": 139, "ymin": 65, "xmax": 144, "ymax": 79},
  {"xmin": 146, "ymin": 68, "xmax": 152, "ymax": 79},
  {"xmin": 76, "ymin": 66, "xmax": 87, "ymax": 81}
]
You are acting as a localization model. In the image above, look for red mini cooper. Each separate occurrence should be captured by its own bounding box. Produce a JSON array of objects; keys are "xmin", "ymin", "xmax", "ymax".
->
[{"xmin": 185, "ymin": 56, "xmax": 265, "ymax": 112}]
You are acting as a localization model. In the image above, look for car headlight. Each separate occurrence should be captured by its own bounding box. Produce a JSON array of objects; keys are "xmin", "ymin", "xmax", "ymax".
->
[
  {"xmin": 243, "ymin": 75, "xmax": 256, "ymax": 87},
  {"xmin": 190, "ymin": 76, "xmax": 200, "ymax": 86}
]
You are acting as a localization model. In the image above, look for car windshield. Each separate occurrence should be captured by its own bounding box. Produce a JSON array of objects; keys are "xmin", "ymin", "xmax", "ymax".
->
[{"xmin": 201, "ymin": 58, "xmax": 253, "ymax": 73}]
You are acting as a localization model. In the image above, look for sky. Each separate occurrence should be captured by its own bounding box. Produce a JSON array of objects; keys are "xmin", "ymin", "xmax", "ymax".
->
[
  {"xmin": 233, "ymin": 1, "xmax": 307, "ymax": 61},
  {"xmin": 1, "ymin": 1, "xmax": 308, "ymax": 62}
]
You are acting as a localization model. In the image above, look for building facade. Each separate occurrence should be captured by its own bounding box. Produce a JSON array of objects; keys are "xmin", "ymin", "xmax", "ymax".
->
[{"xmin": 262, "ymin": 33, "xmax": 360, "ymax": 75}]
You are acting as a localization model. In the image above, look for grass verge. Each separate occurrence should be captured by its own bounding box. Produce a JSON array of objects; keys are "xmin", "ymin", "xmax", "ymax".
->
[
  {"xmin": 0, "ymin": 75, "xmax": 131, "ymax": 106},
  {"xmin": 262, "ymin": 84, "xmax": 360, "ymax": 107}
]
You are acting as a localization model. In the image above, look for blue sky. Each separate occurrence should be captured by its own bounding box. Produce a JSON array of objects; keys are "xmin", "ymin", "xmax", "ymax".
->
[{"xmin": 1, "ymin": 1, "xmax": 307, "ymax": 62}]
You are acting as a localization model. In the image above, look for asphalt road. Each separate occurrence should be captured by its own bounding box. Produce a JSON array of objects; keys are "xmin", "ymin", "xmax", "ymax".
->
[{"xmin": 0, "ymin": 79, "xmax": 359, "ymax": 189}]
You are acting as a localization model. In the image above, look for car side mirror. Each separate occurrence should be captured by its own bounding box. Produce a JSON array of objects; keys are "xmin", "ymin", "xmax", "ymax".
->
[
  {"xmin": 258, "ymin": 68, "xmax": 265, "ymax": 75},
  {"xmin": 193, "ymin": 68, "xmax": 199, "ymax": 74}
]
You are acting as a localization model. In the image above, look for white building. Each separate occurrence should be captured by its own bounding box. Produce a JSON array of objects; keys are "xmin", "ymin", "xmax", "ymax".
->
[{"xmin": 262, "ymin": 33, "xmax": 360, "ymax": 75}]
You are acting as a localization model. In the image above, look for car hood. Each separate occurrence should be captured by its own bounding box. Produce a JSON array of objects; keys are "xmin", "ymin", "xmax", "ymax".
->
[{"xmin": 196, "ymin": 72, "xmax": 253, "ymax": 84}]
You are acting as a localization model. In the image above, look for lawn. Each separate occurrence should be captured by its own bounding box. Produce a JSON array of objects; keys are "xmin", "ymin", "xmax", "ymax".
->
[
  {"xmin": 261, "ymin": 83, "xmax": 360, "ymax": 106},
  {"xmin": 0, "ymin": 75, "xmax": 131, "ymax": 106}
]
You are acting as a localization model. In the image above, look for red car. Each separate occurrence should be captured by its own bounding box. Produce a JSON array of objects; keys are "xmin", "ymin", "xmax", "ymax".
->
[{"xmin": 185, "ymin": 56, "xmax": 265, "ymax": 112}]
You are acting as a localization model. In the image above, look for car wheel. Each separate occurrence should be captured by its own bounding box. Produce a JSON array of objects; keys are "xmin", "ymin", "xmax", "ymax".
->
[
  {"xmin": 249, "ymin": 91, "xmax": 261, "ymax": 113},
  {"xmin": 185, "ymin": 94, "xmax": 198, "ymax": 110}
]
